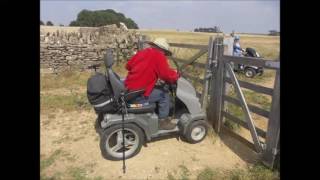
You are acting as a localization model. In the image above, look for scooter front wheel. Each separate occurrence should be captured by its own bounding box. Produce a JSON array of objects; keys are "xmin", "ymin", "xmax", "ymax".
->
[
  {"xmin": 184, "ymin": 120, "xmax": 208, "ymax": 144},
  {"xmin": 100, "ymin": 123, "xmax": 144, "ymax": 160}
]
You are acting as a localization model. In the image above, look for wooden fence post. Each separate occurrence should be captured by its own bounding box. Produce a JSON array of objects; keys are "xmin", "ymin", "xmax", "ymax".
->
[{"xmin": 262, "ymin": 66, "xmax": 280, "ymax": 168}]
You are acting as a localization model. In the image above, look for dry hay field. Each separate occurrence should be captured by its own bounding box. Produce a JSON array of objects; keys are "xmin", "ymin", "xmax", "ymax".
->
[{"xmin": 40, "ymin": 29, "xmax": 280, "ymax": 180}]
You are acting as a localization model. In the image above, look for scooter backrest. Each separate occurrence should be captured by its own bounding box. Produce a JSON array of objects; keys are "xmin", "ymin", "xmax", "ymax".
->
[
  {"xmin": 108, "ymin": 69, "xmax": 126, "ymax": 100},
  {"xmin": 104, "ymin": 49, "xmax": 114, "ymax": 68},
  {"xmin": 245, "ymin": 48, "xmax": 257, "ymax": 57}
]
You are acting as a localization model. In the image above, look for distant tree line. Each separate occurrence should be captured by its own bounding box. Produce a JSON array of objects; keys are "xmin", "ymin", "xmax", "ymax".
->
[
  {"xmin": 194, "ymin": 26, "xmax": 221, "ymax": 33},
  {"xmin": 40, "ymin": 20, "xmax": 65, "ymax": 26},
  {"xmin": 40, "ymin": 20, "xmax": 54, "ymax": 26},
  {"xmin": 69, "ymin": 9, "xmax": 139, "ymax": 29},
  {"xmin": 269, "ymin": 30, "xmax": 280, "ymax": 36}
]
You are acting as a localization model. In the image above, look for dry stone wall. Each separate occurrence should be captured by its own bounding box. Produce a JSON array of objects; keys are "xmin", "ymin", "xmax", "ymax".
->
[{"xmin": 40, "ymin": 25, "xmax": 141, "ymax": 72}]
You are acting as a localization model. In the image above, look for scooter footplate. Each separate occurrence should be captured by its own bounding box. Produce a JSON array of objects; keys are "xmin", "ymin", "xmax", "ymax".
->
[{"xmin": 157, "ymin": 126, "xmax": 179, "ymax": 134}]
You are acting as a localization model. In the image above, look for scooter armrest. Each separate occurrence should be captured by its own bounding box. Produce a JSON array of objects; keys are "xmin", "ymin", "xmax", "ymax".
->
[{"xmin": 124, "ymin": 89, "xmax": 145, "ymax": 102}]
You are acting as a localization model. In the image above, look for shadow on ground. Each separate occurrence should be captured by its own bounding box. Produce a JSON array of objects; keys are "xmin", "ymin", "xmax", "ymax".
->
[{"xmin": 219, "ymin": 132, "xmax": 259, "ymax": 164}]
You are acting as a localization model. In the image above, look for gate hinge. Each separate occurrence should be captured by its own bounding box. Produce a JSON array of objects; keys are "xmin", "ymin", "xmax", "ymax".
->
[
  {"xmin": 272, "ymin": 148, "xmax": 279, "ymax": 155},
  {"xmin": 260, "ymin": 142, "xmax": 267, "ymax": 151}
]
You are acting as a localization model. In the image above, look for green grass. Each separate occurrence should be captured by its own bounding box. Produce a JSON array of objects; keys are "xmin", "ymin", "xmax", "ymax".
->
[
  {"xmin": 166, "ymin": 164, "xmax": 279, "ymax": 180},
  {"xmin": 179, "ymin": 164, "xmax": 191, "ymax": 180},
  {"xmin": 41, "ymin": 172, "xmax": 63, "ymax": 180},
  {"xmin": 227, "ymin": 164, "xmax": 279, "ymax": 180},
  {"xmin": 224, "ymin": 102, "xmax": 243, "ymax": 131},
  {"xmin": 41, "ymin": 163, "xmax": 103, "ymax": 180},
  {"xmin": 242, "ymin": 90, "xmax": 271, "ymax": 111},
  {"xmin": 227, "ymin": 86, "xmax": 271, "ymax": 111},
  {"xmin": 236, "ymin": 69, "xmax": 275, "ymax": 85},
  {"xmin": 65, "ymin": 166, "xmax": 104, "ymax": 180},
  {"xmin": 41, "ymin": 71, "xmax": 91, "ymax": 91},
  {"xmin": 197, "ymin": 167, "xmax": 218, "ymax": 180},
  {"xmin": 40, "ymin": 149, "xmax": 63, "ymax": 172},
  {"xmin": 41, "ymin": 93, "xmax": 91, "ymax": 112},
  {"xmin": 67, "ymin": 167, "xmax": 87, "ymax": 180},
  {"xmin": 223, "ymin": 83, "xmax": 272, "ymax": 132}
]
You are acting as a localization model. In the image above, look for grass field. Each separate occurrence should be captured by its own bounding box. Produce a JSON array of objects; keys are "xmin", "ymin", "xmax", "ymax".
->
[{"xmin": 40, "ymin": 30, "xmax": 280, "ymax": 180}]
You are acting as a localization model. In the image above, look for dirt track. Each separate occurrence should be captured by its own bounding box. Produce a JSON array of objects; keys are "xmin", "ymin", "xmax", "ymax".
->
[
  {"xmin": 40, "ymin": 76, "xmax": 277, "ymax": 179},
  {"xmin": 41, "ymin": 107, "xmax": 259, "ymax": 179}
]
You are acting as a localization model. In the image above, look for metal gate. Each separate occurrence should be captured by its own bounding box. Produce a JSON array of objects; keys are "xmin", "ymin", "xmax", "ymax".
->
[
  {"xmin": 138, "ymin": 35, "xmax": 280, "ymax": 169},
  {"xmin": 207, "ymin": 36, "xmax": 280, "ymax": 168}
]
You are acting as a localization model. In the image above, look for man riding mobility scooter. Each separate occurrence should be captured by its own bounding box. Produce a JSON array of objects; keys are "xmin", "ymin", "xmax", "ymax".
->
[{"xmin": 86, "ymin": 49, "xmax": 209, "ymax": 165}]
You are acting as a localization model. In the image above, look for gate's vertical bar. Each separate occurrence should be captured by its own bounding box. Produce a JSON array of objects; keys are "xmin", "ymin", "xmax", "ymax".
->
[
  {"xmin": 263, "ymin": 66, "xmax": 280, "ymax": 168},
  {"xmin": 206, "ymin": 38, "xmax": 218, "ymax": 126},
  {"xmin": 201, "ymin": 36, "xmax": 214, "ymax": 110},
  {"xmin": 138, "ymin": 35, "xmax": 146, "ymax": 50},
  {"xmin": 212, "ymin": 36, "xmax": 224, "ymax": 133}
]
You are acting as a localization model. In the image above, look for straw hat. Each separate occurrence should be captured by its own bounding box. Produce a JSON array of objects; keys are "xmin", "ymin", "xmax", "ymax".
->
[{"xmin": 147, "ymin": 38, "xmax": 172, "ymax": 56}]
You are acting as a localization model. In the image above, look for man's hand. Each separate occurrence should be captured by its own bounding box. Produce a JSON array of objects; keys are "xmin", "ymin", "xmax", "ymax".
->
[
  {"xmin": 156, "ymin": 79, "xmax": 165, "ymax": 86},
  {"xmin": 173, "ymin": 69, "xmax": 181, "ymax": 78}
]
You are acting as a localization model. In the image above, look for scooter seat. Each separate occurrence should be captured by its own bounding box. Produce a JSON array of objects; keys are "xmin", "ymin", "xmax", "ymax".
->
[{"xmin": 127, "ymin": 103, "xmax": 156, "ymax": 114}]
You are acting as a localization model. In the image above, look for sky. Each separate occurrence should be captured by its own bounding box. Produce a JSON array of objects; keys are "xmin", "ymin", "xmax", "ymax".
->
[{"xmin": 40, "ymin": 0, "xmax": 280, "ymax": 34}]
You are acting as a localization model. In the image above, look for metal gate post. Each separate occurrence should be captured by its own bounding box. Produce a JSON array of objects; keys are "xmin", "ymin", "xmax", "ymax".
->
[
  {"xmin": 211, "ymin": 36, "xmax": 224, "ymax": 133},
  {"xmin": 201, "ymin": 36, "xmax": 215, "ymax": 110},
  {"xmin": 138, "ymin": 35, "xmax": 146, "ymax": 50}
]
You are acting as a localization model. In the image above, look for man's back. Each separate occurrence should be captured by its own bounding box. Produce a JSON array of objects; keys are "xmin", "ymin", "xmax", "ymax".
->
[{"xmin": 124, "ymin": 47, "xmax": 178, "ymax": 97}]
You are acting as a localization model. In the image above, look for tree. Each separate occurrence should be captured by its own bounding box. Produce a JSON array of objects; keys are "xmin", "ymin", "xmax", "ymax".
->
[
  {"xmin": 46, "ymin": 21, "xmax": 54, "ymax": 26},
  {"xmin": 69, "ymin": 21, "xmax": 79, "ymax": 26},
  {"xmin": 269, "ymin": 30, "xmax": 280, "ymax": 36},
  {"xmin": 69, "ymin": 9, "xmax": 139, "ymax": 29},
  {"xmin": 40, "ymin": 20, "xmax": 44, "ymax": 25}
]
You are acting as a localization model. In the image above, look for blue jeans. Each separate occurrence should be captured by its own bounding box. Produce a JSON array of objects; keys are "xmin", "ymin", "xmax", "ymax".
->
[{"xmin": 132, "ymin": 88, "xmax": 170, "ymax": 119}]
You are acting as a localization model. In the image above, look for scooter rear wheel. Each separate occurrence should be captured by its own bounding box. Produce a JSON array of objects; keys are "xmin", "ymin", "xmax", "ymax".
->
[{"xmin": 244, "ymin": 68, "xmax": 256, "ymax": 78}]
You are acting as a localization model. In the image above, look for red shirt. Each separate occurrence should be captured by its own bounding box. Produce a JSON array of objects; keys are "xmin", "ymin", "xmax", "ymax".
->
[{"xmin": 124, "ymin": 47, "xmax": 179, "ymax": 97}]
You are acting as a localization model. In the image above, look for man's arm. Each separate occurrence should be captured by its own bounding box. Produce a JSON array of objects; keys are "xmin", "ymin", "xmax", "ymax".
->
[{"xmin": 155, "ymin": 54, "xmax": 179, "ymax": 84}]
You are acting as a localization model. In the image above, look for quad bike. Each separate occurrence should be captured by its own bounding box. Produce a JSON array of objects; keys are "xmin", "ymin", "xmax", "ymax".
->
[
  {"xmin": 87, "ymin": 49, "xmax": 208, "ymax": 172},
  {"xmin": 233, "ymin": 47, "xmax": 264, "ymax": 78}
]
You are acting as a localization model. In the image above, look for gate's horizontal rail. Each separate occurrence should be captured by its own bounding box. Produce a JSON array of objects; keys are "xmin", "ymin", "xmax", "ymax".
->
[
  {"xmin": 221, "ymin": 55, "xmax": 280, "ymax": 70},
  {"xmin": 180, "ymin": 49, "xmax": 208, "ymax": 70},
  {"xmin": 221, "ymin": 125, "xmax": 257, "ymax": 152},
  {"xmin": 224, "ymin": 78, "xmax": 273, "ymax": 96},
  {"xmin": 169, "ymin": 43, "xmax": 208, "ymax": 50},
  {"xmin": 223, "ymin": 95, "xmax": 270, "ymax": 118},
  {"xmin": 182, "ymin": 72, "xmax": 205, "ymax": 84},
  {"xmin": 222, "ymin": 110, "xmax": 266, "ymax": 138},
  {"xmin": 170, "ymin": 57, "xmax": 206, "ymax": 69}
]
